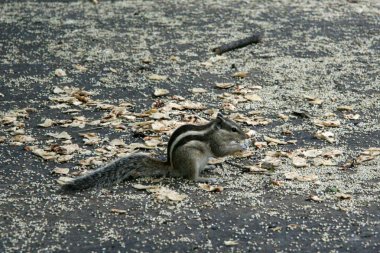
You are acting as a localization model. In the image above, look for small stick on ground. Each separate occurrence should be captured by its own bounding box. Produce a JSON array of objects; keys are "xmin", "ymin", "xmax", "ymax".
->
[
  {"xmin": 76, "ymin": 126, "xmax": 104, "ymax": 132},
  {"xmin": 212, "ymin": 32, "xmax": 263, "ymax": 55}
]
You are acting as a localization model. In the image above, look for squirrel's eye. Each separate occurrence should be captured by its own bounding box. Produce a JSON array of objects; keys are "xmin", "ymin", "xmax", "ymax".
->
[{"xmin": 231, "ymin": 127, "xmax": 237, "ymax": 132}]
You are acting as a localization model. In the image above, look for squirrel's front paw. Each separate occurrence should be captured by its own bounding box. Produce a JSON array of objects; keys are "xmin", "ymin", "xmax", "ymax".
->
[{"xmin": 240, "ymin": 139, "xmax": 252, "ymax": 150}]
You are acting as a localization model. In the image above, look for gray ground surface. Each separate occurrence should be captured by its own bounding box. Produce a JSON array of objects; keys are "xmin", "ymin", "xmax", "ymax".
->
[{"xmin": 1, "ymin": 0, "xmax": 379, "ymax": 252}]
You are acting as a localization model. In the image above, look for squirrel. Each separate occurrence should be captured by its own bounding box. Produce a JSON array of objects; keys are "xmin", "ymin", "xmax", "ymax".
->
[{"xmin": 60, "ymin": 113, "xmax": 248, "ymax": 191}]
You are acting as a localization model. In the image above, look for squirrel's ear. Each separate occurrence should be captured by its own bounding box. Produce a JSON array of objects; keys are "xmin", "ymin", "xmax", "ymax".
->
[{"xmin": 215, "ymin": 113, "xmax": 224, "ymax": 129}]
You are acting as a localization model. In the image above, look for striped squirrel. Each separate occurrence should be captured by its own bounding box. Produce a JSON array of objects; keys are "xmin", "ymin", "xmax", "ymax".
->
[{"xmin": 61, "ymin": 113, "xmax": 248, "ymax": 190}]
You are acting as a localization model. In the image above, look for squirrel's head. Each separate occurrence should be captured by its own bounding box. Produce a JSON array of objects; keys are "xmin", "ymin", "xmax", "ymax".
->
[{"xmin": 214, "ymin": 113, "xmax": 247, "ymax": 141}]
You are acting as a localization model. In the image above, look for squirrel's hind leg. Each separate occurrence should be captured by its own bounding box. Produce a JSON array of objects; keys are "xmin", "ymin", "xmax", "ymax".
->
[{"xmin": 172, "ymin": 149, "xmax": 220, "ymax": 184}]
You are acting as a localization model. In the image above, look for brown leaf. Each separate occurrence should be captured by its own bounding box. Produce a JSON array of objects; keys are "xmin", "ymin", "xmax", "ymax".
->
[
  {"xmin": 54, "ymin": 68, "xmax": 66, "ymax": 77},
  {"xmin": 56, "ymin": 176, "xmax": 74, "ymax": 185},
  {"xmin": 264, "ymin": 136, "xmax": 287, "ymax": 145},
  {"xmin": 335, "ymin": 193, "xmax": 352, "ymax": 200},
  {"xmin": 133, "ymin": 184, "xmax": 187, "ymax": 202},
  {"xmin": 80, "ymin": 133, "xmax": 100, "ymax": 145},
  {"xmin": 12, "ymin": 135, "xmax": 35, "ymax": 143},
  {"xmin": 304, "ymin": 95, "xmax": 323, "ymax": 105},
  {"xmin": 314, "ymin": 120, "xmax": 341, "ymax": 127},
  {"xmin": 278, "ymin": 113, "xmax": 289, "ymax": 121},
  {"xmin": 315, "ymin": 131, "xmax": 335, "ymax": 143},
  {"xmin": 245, "ymin": 165, "xmax": 268, "ymax": 174},
  {"xmin": 303, "ymin": 149, "xmax": 323, "ymax": 158},
  {"xmin": 292, "ymin": 156, "xmax": 307, "ymax": 168},
  {"xmin": 337, "ymin": 105, "xmax": 354, "ymax": 111},
  {"xmin": 308, "ymin": 195, "xmax": 323, "ymax": 202},
  {"xmin": 215, "ymin": 83, "xmax": 235, "ymax": 89},
  {"xmin": 52, "ymin": 167, "xmax": 70, "ymax": 175},
  {"xmin": 154, "ymin": 88, "xmax": 169, "ymax": 97},
  {"xmin": 244, "ymin": 94, "xmax": 262, "ymax": 102},
  {"xmin": 261, "ymin": 157, "xmax": 282, "ymax": 169},
  {"xmin": 190, "ymin": 88, "xmax": 207, "ymax": 94},
  {"xmin": 224, "ymin": 240, "xmax": 239, "ymax": 246},
  {"xmin": 232, "ymin": 71, "xmax": 248, "ymax": 78},
  {"xmin": 110, "ymin": 208, "xmax": 127, "ymax": 214},
  {"xmin": 47, "ymin": 131, "xmax": 72, "ymax": 140},
  {"xmin": 38, "ymin": 119, "xmax": 55, "ymax": 128},
  {"xmin": 148, "ymin": 74, "xmax": 168, "ymax": 81},
  {"xmin": 198, "ymin": 183, "xmax": 224, "ymax": 192}
]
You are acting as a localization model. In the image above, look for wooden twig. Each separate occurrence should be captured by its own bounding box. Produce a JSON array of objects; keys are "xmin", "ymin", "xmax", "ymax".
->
[
  {"xmin": 212, "ymin": 32, "xmax": 263, "ymax": 55},
  {"xmin": 76, "ymin": 126, "xmax": 105, "ymax": 132}
]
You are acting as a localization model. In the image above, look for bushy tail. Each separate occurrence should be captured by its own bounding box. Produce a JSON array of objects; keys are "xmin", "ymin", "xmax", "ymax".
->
[{"xmin": 60, "ymin": 154, "xmax": 171, "ymax": 191}]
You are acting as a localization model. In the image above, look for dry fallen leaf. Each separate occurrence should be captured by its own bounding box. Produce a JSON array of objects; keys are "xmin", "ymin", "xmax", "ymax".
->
[
  {"xmin": 79, "ymin": 157, "xmax": 104, "ymax": 166},
  {"xmin": 132, "ymin": 184, "xmax": 159, "ymax": 190},
  {"xmin": 110, "ymin": 139, "xmax": 126, "ymax": 147},
  {"xmin": 337, "ymin": 105, "xmax": 354, "ymax": 111},
  {"xmin": 208, "ymin": 157, "xmax": 226, "ymax": 165},
  {"xmin": 54, "ymin": 68, "xmax": 66, "ymax": 77},
  {"xmin": 38, "ymin": 119, "xmax": 55, "ymax": 128},
  {"xmin": 224, "ymin": 240, "xmax": 239, "ymax": 246},
  {"xmin": 355, "ymin": 155, "xmax": 374, "ymax": 164},
  {"xmin": 1, "ymin": 116, "xmax": 18, "ymax": 125},
  {"xmin": 335, "ymin": 193, "xmax": 352, "ymax": 200},
  {"xmin": 285, "ymin": 171, "xmax": 318, "ymax": 182},
  {"xmin": 271, "ymin": 180, "xmax": 285, "ymax": 187},
  {"xmin": 245, "ymin": 165, "xmax": 268, "ymax": 174},
  {"xmin": 73, "ymin": 64, "xmax": 87, "ymax": 72},
  {"xmin": 110, "ymin": 208, "xmax": 127, "ymax": 214},
  {"xmin": 314, "ymin": 119, "xmax": 341, "ymax": 127},
  {"xmin": 47, "ymin": 131, "xmax": 72, "ymax": 140},
  {"xmin": 344, "ymin": 114, "xmax": 360, "ymax": 120},
  {"xmin": 362, "ymin": 147, "xmax": 380, "ymax": 157},
  {"xmin": 308, "ymin": 195, "xmax": 323, "ymax": 202},
  {"xmin": 271, "ymin": 226, "xmax": 282, "ymax": 232},
  {"xmin": 296, "ymin": 174, "xmax": 318, "ymax": 182},
  {"xmin": 278, "ymin": 113, "xmax": 289, "ymax": 121},
  {"xmin": 80, "ymin": 133, "xmax": 100, "ymax": 145},
  {"xmin": 303, "ymin": 149, "xmax": 323, "ymax": 158},
  {"xmin": 150, "ymin": 112, "xmax": 170, "ymax": 120},
  {"xmin": 304, "ymin": 95, "xmax": 323, "ymax": 105},
  {"xmin": 56, "ymin": 176, "xmax": 74, "ymax": 185},
  {"xmin": 151, "ymin": 120, "xmax": 172, "ymax": 132},
  {"xmin": 12, "ymin": 135, "xmax": 35, "ymax": 143},
  {"xmin": 244, "ymin": 94, "xmax": 262, "ymax": 102},
  {"xmin": 264, "ymin": 136, "xmax": 287, "ymax": 145},
  {"xmin": 52, "ymin": 167, "xmax": 70, "ymax": 175},
  {"xmin": 190, "ymin": 88, "xmax": 207, "ymax": 94},
  {"xmin": 56, "ymin": 155, "xmax": 74, "ymax": 163},
  {"xmin": 154, "ymin": 88, "xmax": 169, "ymax": 97},
  {"xmin": 315, "ymin": 131, "xmax": 335, "ymax": 143},
  {"xmin": 234, "ymin": 150, "xmax": 254, "ymax": 158},
  {"xmin": 132, "ymin": 184, "xmax": 187, "ymax": 202},
  {"xmin": 287, "ymin": 224, "xmax": 300, "ymax": 230},
  {"xmin": 232, "ymin": 71, "xmax": 248, "ymax": 78},
  {"xmin": 313, "ymin": 158, "xmax": 337, "ymax": 166},
  {"xmin": 254, "ymin": 141, "xmax": 268, "ymax": 149},
  {"xmin": 198, "ymin": 183, "xmax": 224, "ymax": 192},
  {"xmin": 215, "ymin": 83, "xmax": 235, "ymax": 89},
  {"xmin": 284, "ymin": 171, "xmax": 299, "ymax": 180},
  {"xmin": 148, "ymin": 74, "xmax": 168, "ymax": 81},
  {"xmin": 292, "ymin": 156, "xmax": 308, "ymax": 168},
  {"xmin": 29, "ymin": 147, "xmax": 57, "ymax": 160},
  {"xmin": 144, "ymin": 138, "xmax": 162, "ymax": 147},
  {"xmin": 52, "ymin": 144, "xmax": 80, "ymax": 155},
  {"xmin": 320, "ymin": 151, "xmax": 341, "ymax": 160},
  {"xmin": 181, "ymin": 101, "xmax": 206, "ymax": 110},
  {"xmin": 261, "ymin": 157, "xmax": 282, "ymax": 170}
]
